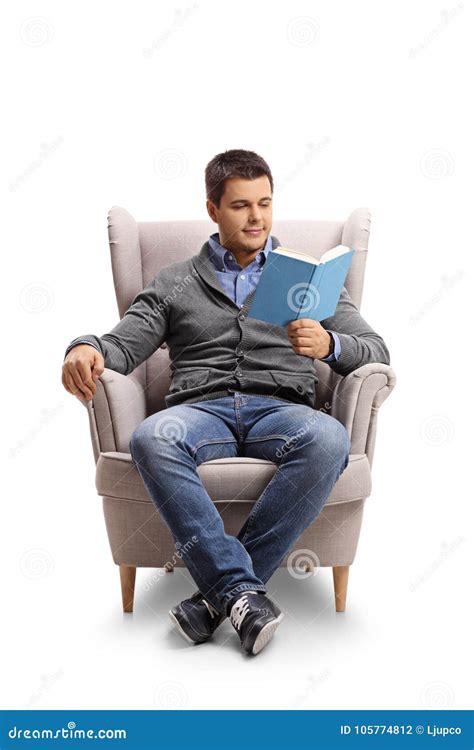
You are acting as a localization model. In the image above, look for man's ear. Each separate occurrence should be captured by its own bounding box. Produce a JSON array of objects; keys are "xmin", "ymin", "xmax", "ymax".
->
[{"xmin": 206, "ymin": 199, "xmax": 218, "ymax": 223}]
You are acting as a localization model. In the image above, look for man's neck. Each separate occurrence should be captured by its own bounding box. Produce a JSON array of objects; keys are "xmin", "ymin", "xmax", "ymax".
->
[{"xmin": 231, "ymin": 250, "xmax": 262, "ymax": 268}]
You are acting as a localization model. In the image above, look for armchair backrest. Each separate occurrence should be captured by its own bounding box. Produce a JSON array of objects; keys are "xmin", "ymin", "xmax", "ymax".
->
[{"xmin": 106, "ymin": 207, "xmax": 371, "ymax": 415}]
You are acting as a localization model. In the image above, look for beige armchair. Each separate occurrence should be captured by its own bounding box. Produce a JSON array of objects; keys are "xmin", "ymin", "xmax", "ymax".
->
[{"xmin": 80, "ymin": 206, "xmax": 396, "ymax": 614}]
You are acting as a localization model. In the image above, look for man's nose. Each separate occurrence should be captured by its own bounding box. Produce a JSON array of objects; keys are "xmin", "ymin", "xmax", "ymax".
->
[{"xmin": 249, "ymin": 205, "xmax": 263, "ymax": 222}]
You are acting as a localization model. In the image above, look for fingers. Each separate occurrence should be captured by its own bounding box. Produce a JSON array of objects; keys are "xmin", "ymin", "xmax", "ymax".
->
[
  {"xmin": 288, "ymin": 335, "xmax": 314, "ymax": 345},
  {"xmin": 76, "ymin": 359, "xmax": 97, "ymax": 398},
  {"xmin": 62, "ymin": 368, "xmax": 85, "ymax": 400},
  {"xmin": 63, "ymin": 366, "xmax": 93, "ymax": 400},
  {"xmin": 61, "ymin": 362, "xmax": 95, "ymax": 400},
  {"xmin": 61, "ymin": 346, "xmax": 105, "ymax": 401},
  {"xmin": 91, "ymin": 352, "xmax": 105, "ymax": 380},
  {"xmin": 287, "ymin": 330, "xmax": 320, "ymax": 344}
]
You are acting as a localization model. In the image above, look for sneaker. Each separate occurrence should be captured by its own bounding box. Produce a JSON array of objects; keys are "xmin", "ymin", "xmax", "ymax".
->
[
  {"xmin": 227, "ymin": 591, "xmax": 284, "ymax": 655},
  {"xmin": 169, "ymin": 590, "xmax": 226, "ymax": 645}
]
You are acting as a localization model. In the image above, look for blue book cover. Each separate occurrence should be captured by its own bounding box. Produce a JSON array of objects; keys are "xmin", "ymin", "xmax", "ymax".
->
[{"xmin": 247, "ymin": 244, "xmax": 355, "ymax": 327}]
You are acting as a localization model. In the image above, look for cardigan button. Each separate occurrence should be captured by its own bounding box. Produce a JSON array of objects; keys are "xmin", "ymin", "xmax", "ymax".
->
[
  {"xmin": 296, "ymin": 385, "xmax": 303, "ymax": 393},
  {"xmin": 236, "ymin": 348, "xmax": 244, "ymax": 356},
  {"xmin": 238, "ymin": 313, "xmax": 245, "ymax": 321}
]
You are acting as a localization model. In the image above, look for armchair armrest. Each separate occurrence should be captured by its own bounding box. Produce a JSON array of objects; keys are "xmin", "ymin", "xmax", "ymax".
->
[
  {"xmin": 331, "ymin": 363, "xmax": 396, "ymax": 468},
  {"xmin": 79, "ymin": 368, "xmax": 147, "ymax": 463}
]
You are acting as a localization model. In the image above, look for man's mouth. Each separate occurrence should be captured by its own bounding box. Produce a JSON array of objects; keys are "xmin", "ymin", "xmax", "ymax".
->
[{"xmin": 243, "ymin": 229, "xmax": 263, "ymax": 235}]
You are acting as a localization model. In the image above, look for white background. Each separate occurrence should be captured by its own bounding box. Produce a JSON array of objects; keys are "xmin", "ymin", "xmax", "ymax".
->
[{"xmin": 1, "ymin": 0, "xmax": 471, "ymax": 710}]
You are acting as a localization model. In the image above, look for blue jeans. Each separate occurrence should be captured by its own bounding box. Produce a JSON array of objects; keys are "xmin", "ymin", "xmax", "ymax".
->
[{"xmin": 129, "ymin": 392, "xmax": 351, "ymax": 616}]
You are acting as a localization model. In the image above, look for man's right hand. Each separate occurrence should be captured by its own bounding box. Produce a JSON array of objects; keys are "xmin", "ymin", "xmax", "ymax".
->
[{"xmin": 62, "ymin": 345, "xmax": 105, "ymax": 401}]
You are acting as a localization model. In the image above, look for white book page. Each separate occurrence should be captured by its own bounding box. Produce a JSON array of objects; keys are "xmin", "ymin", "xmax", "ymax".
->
[
  {"xmin": 272, "ymin": 247, "xmax": 320, "ymax": 265},
  {"xmin": 319, "ymin": 244, "xmax": 351, "ymax": 263},
  {"xmin": 273, "ymin": 244, "xmax": 351, "ymax": 265}
]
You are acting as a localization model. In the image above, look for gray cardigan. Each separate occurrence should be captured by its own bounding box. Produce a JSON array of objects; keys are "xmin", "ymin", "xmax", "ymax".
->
[{"xmin": 64, "ymin": 235, "xmax": 390, "ymax": 409}]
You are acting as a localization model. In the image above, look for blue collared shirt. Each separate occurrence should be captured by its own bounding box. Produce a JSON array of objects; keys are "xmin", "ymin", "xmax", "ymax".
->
[{"xmin": 207, "ymin": 232, "xmax": 340, "ymax": 362}]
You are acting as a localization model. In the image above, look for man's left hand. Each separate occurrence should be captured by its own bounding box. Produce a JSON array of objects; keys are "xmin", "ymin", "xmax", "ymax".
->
[{"xmin": 286, "ymin": 319, "xmax": 333, "ymax": 359}]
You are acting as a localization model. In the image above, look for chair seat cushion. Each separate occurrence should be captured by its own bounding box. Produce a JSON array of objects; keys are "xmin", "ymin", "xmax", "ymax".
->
[{"xmin": 95, "ymin": 453, "xmax": 371, "ymax": 506}]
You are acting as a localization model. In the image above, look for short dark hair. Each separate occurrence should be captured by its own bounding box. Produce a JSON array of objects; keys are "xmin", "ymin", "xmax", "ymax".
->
[{"xmin": 205, "ymin": 149, "xmax": 274, "ymax": 208}]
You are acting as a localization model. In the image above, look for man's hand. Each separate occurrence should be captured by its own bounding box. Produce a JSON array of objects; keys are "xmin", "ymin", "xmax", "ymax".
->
[
  {"xmin": 286, "ymin": 319, "xmax": 333, "ymax": 359},
  {"xmin": 62, "ymin": 345, "xmax": 105, "ymax": 401}
]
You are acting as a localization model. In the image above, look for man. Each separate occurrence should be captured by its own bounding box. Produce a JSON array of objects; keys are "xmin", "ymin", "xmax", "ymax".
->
[{"xmin": 62, "ymin": 149, "xmax": 390, "ymax": 656}]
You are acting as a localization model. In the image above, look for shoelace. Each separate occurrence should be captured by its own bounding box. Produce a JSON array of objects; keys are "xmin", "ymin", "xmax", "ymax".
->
[
  {"xmin": 229, "ymin": 593, "xmax": 252, "ymax": 631},
  {"xmin": 202, "ymin": 598, "xmax": 220, "ymax": 619}
]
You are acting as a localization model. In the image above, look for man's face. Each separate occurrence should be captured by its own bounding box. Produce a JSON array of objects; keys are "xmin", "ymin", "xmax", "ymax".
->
[{"xmin": 206, "ymin": 175, "xmax": 273, "ymax": 260}]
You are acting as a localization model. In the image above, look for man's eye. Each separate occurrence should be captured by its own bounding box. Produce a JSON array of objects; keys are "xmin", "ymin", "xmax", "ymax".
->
[{"xmin": 234, "ymin": 204, "xmax": 270, "ymax": 209}]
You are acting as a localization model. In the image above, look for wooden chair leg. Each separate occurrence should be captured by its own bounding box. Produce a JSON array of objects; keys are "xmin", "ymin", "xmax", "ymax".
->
[
  {"xmin": 164, "ymin": 562, "xmax": 174, "ymax": 572},
  {"xmin": 332, "ymin": 565, "xmax": 349, "ymax": 612},
  {"xmin": 119, "ymin": 565, "xmax": 136, "ymax": 613}
]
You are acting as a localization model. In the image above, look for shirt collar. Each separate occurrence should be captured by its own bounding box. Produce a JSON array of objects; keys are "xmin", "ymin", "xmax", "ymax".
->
[{"xmin": 208, "ymin": 231, "xmax": 272, "ymax": 271}]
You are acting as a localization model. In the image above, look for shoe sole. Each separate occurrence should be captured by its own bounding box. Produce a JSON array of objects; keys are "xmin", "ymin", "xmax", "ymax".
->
[
  {"xmin": 168, "ymin": 609, "xmax": 203, "ymax": 645},
  {"xmin": 251, "ymin": 612, "xmax": 285, "ymax": 655}
]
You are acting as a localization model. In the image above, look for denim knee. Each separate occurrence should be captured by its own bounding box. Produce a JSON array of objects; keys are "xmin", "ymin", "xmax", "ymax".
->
[
  {"xmin": 129, "ymin": 420, "xmax": 150, "ymax": 457},
  {"xmin": 313, "ymin": 413, "xmax": 351, "ymax": 468},
  {"xmin": 327, "ymin": 417, "xmax": 351, "ymax": 470}
]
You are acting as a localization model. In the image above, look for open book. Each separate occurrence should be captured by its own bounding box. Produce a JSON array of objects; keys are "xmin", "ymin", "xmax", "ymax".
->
[{"xmin": 246, "ymin": 244, "xmax": 354, "ymax": 326}]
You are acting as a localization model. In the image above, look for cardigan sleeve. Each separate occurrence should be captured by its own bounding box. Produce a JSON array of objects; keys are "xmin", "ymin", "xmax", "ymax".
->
[{"xmin": 63, "ymin": 277, "xmax": 169, "ymax": 376}]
